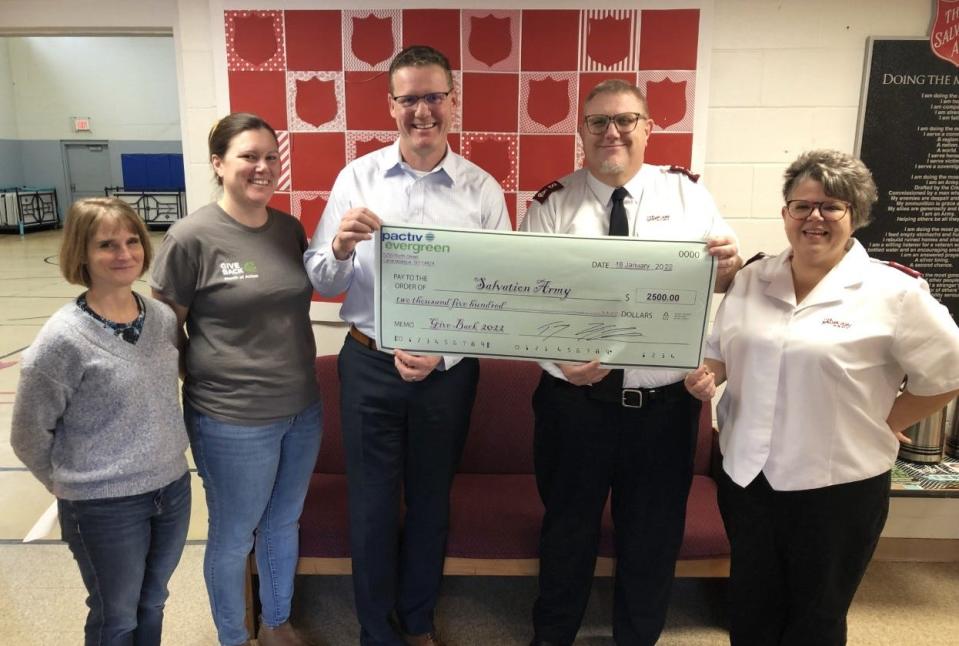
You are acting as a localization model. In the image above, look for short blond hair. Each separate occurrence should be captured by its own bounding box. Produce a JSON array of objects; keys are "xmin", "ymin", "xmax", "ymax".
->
[
  {"xmin": 59, "ymin": 198, "xmax": 153, "ymax": 287},
  {"xmin": 583, "ymin": 79, "xmax": 650, "ymax": 116}
]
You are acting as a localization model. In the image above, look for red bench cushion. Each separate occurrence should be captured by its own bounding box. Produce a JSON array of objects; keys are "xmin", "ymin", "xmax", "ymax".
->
[
  {"xmin": 314, "ymin": 355, "xmax": 541, "ymax": 475},
  {"xmin": 458, "ymin": 359, "xmax": 540, "ymax": 474},
  {"xmin": 300, "ymin": 473, "xmax": 350, "ymax": 558},
  {"xmin": 314, "ymin": 358, "xmax": 345, "ymax": 474},
  {"xmin": 300, "ymin": 473, "xmax": 729, "ymax": 561}
]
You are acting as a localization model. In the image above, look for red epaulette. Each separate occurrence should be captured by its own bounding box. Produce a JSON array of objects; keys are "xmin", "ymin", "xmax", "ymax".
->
[
  {"xmin": 743, "ymin": 252, "xmax": 767, "ymax": 268},
  {"xmin": 884, "ymin": 260, "xmax": 923, "ymax": 279},
  {"xmin": 668, "ymin": 165, "xmax": 700, "ymax": 183},
  {"xmin": 533, "ymin": 181, "xmax": 564, "ymax": 204}
]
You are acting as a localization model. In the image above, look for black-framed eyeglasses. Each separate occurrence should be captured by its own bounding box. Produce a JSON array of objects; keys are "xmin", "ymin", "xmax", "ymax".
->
[
  {"xmin": 583, "ymin": 112, "xmax": 648, "ymax": 135},
  {"xmin": 785, "ymin": 200, "xmax": 850, "ymax": 221},
  {"xmin": 390, "ymin": 91, "xmax": 453, "ymax": 109}
]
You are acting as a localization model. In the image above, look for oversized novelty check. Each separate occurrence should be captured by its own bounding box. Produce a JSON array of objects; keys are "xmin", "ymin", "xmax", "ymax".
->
[{"xmin": 374, "ymin": 224, "xmax": 716, "ymax": 369}]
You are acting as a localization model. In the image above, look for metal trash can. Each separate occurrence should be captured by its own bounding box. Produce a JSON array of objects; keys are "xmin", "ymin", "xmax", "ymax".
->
[
  {"xmin": 945, "ymin": 398, "xmax": 959, "ymax": 459},
  {"xmin": 898, "ymin": 405, "xmax": 947, "ymax": 464}
]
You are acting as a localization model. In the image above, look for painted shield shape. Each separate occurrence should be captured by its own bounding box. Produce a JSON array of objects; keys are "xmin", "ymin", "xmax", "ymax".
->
[
  {"xmin": 646, "ymin": 79, "xmax": 687, "ymax": 129},
  {"xmin": 527, "ymin": 78, "xmax": 570, "ymax": 128},
  {"xmin": 930, "ymin": 0, "xmax": 959, "ymax": 67},
  {"xmin": 586, "ymin": 16, "xmax": 631, "ymax": 67},
  {"xmin": 351, "ymin": 15, "xmax": 394, "ymax": 67},
  {"xmin": 469, "ymin": 138, "xmax": 512, "ymax": 186},
  {"xmin": 295, "ymin": 79, "xmax": 338, "ymax": 128},
  {"xmin": 233, "ymin": 15, "xmax": 278, "ymax": 66},
  {"xmin": 356, "ymin": 136, "xmax": 392, "ymax": 160},
  {"xmin": 299, "ymin": 196, "xmax": 327, "ymax": 238},
  {"xmin": 469, "ymin": 15, "xmax": 512, "ymax": 67}
]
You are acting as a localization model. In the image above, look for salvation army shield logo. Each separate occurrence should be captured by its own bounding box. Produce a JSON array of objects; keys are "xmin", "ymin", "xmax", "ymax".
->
[
  {"xmin": 299, "ymin": 195, "xmax": 327, "ymax": 237},
  {"xmin": 468, "ymin": 138, "xmax": 512, "ymax": 186},
  {"xmin": 469, "ymin": 15, "xmax": 512, "ymax": 67},
  {"xmin": 354, "ymin": 133, "xmax": 396, "ymax": 160},
  {"xmin": 527, "ymin": 78, "xmax": 570, "ymax": 128},
  {"xmin": 586, "ymin": 16, "xmax": 631, "ymax": 67},
  {"xmin": 295, "ymin": 78, "xmax": 338, "ymax": 128},
  {"xmin": 646, "ymin": 79, "xmax": 687, "ymax": 129},
  {"xmin": 930, "ymin": 0, "xmax": 959, "ymax": 67},
  {"xmin": 233, "ymin": 14, "xmax": 278, "ymax": 65},
  {"xmin": 351, "ymin": 15, "xmax": 394, "ymax": 67}
]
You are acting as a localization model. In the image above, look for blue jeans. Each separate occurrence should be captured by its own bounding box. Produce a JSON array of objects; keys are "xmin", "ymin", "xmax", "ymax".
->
[
  {"xmin": 185, "ymin": 400, "xmax": 322, "ymax": 646},
  {"xmin": 58, "ymin": 472, "xmax": 191, "ymax": 646}
]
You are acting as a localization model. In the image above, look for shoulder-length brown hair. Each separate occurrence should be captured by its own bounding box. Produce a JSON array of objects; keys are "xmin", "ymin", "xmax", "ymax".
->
[{"xmin": 59, "ymin": 198, "xmax": 153, "ymax": 287}]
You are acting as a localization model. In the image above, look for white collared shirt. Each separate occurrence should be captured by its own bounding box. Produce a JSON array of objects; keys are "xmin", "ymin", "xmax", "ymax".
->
[
  {"xmin": 706, "ymin": 239, "xmax": 959, "ymax": 490},
  {"xmin": 303, "ymin": 141, "xmax": 510, "ymax": 367},
  {"xmin": 521, "ymin": 165, "xmax": 735, "ymax": 388}
]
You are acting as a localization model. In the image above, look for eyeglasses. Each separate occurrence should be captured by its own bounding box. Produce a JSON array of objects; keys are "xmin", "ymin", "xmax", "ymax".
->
[
  {"xmin": 785, "ymin": 200, "xmax": 850, "ymax": 221},
  {"xmin": 390, "ymin": 91, "xmax": 453, "ymax": 109},
  {"xmin": 583, "ymin": 112, "xmax": 648, "ymax": 135}
]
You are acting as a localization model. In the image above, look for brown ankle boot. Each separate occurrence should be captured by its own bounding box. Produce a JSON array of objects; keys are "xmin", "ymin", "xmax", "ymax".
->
[
  {"xmin": 257, "ymin": 621, "xmax": 312, "ymax": 646},
  {"xmin": 402, "ymin": 632, "xmax": 446, "ymax": 646}
]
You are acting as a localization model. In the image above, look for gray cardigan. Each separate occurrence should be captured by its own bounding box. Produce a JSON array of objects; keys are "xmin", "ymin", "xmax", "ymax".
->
[{"xmin": 11, "ymin": 296, "xmax": 189, "ymax": 500}]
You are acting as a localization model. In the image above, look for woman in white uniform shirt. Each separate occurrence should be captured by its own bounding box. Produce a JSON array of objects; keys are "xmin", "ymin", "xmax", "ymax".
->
[{"xmin": 685, "ymin": 149, "xmax": 959, "ymax": 645}]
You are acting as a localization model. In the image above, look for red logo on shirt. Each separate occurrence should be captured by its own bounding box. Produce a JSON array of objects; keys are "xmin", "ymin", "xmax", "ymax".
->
[{"xmin": 822, "ymin": 317, "xmax": 851, "ymax": 329}]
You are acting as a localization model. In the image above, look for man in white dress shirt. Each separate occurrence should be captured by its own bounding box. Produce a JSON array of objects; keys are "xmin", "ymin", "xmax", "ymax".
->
[
  {"xmin": 303, "ymin": 45, "xmax": 510, "ymax": 646},
  {"xmin": 520, "ymin": 79, "xmax": 740, "ymax": 646}
]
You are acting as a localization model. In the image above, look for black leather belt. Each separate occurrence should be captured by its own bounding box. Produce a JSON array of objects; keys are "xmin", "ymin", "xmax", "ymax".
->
[{"xmin": 551, "ymin": 373, "xmax": 687, "ymax": 409}]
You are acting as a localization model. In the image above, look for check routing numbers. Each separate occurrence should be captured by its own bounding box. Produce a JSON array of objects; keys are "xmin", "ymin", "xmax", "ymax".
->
[{"xmin": 375, "ymin": 226, "xmax": 714, "ymax": 368}]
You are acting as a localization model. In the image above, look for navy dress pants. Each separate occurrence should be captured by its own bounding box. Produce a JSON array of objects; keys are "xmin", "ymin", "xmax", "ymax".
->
[{"xmin": 338, "ymin": 335, "xmax": 479, "ymax": 645}]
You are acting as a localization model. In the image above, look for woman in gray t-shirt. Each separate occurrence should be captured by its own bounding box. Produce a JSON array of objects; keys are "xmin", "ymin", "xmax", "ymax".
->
[{"xmin": 151, "ymin": 113, "xmax": 321, "ymax": 646}]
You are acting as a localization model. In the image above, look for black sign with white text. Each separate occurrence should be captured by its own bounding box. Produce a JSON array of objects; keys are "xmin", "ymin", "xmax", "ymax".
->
[{"xmin": 855, "ymin": 38, "xmax": 959, "ymax": 320}]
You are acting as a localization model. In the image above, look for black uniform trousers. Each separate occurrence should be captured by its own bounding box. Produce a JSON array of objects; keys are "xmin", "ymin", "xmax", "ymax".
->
[
  {"xmin": 531, "ymin": 372, "xmax": 700, "ymax": 645},
  {"xmin": 338, "ymin": 335, "xmax": 479, "ymax": 646},
  {"xmin": 717, "ymin": 468, "xmax": 891, "ymax": 646}
]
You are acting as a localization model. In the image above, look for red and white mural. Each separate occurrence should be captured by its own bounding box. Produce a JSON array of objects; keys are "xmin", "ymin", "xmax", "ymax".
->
[{"xmin": 223, "ymin": 8, "xmax": 703, "ymax": 235}]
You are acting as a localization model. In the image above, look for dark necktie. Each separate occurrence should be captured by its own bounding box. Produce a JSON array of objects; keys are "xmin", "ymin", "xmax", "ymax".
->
[
  {"xmin": 608, "ymin": 186, "xmax": 629, "ymax": 236},
  {"xmin": 591, "ymin": 187, "xmax": 629, "ymax": 400}
]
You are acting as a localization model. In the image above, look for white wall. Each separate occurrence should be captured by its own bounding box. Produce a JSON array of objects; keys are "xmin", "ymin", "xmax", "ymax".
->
[
  {"xmin": 9, "ymin": 36, "xmax": 180, "ymax": 141},
  {"xmin": 0, "ymin": 40, "xmax": 17, "ymax": 139},
  {"xmin": 703, "ymin": 0, "xmax": 934, "ymax": 259},
  {"xmin": 0, "ymin": 0, "xmax": 176, "ymax": 31},
  {"xmin": 174, "ymin": 0, "xmax": 220, "ymax": 209}
]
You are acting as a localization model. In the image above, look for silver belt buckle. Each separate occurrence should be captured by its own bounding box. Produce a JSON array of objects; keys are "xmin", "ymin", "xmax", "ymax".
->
[{"xmin": 621, "ymin": 388, "xmax": 644, "ymax": 408}]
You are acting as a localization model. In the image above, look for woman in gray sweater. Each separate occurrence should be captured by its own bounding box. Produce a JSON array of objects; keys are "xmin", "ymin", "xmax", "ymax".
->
[{"xmin": 11, "ymin": 197, "xmax": 191, "ymax": 646}]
